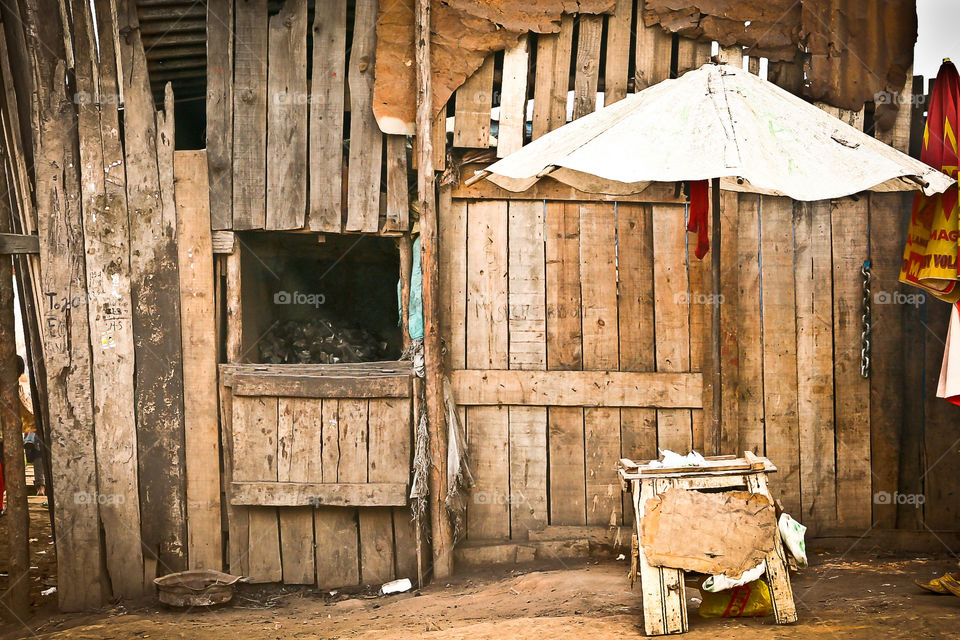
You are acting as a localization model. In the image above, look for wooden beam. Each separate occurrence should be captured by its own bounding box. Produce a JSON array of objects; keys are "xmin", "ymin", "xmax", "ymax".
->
[
  {"xmin": 231, "ymin": 372, "xmax": 412, "ymax": 398},
  {"xmin": 415, "ymin": 0, "xmax": 454, "ymax": 579},
  {"xmin": 206, "ymin": 0, "xmax": 233, "ymax": 230},
  {"xmin": 0, "ymin": 232, "xmax": 38, "ymax": 254},
  {"xmin": 451, "ymin": 370, "xmax": 703, "ymax": 408},
  {"xmin": 231, "ymin": 482, "xmax": 408, "ymax": 507},
  {"xmin": 452, "ymin": 171, "xmax": 686, "ymax": 203},
  {"xmin": 175, "ymin": 150, "xmax": 223, "ymax": 570}
]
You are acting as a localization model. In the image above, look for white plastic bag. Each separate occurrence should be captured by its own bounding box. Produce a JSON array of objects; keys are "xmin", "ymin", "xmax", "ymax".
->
[
  {"xmin": 701, "ymin": 561, "xmax": 766, "ymax": 593},
  {"xmin": 778, "ymin": 513, "xmax": 808, "ymax": 568}
]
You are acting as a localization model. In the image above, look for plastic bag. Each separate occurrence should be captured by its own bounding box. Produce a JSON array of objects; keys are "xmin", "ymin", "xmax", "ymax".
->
[
  {"xmin": 778, "ymin": 513, "xmax": 808, "ymax": 568},
  {"xmin": 701, "ymin": 561, "xmax": 766, "ymax": 593},
  {"xmin": 697, "ymin": 579, "xmax": 774, "ymax": 618}
]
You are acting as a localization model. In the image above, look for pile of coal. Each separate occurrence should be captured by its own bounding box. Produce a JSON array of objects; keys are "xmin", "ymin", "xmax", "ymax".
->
[{"xmin": 259, "ymin": 317, "xmax": 391, "ymax": 364}]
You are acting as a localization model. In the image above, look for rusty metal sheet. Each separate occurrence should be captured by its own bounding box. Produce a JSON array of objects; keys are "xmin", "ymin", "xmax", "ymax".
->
[
  {"xmin": 802, "ymin": 0, "xmax": 917, "ymax": 112},
  {"xmin": 373, "ymin": 0, "xmax": 615, "ymax": 135},
  {"xmin": 644, "ymin": 0, "xmax": 802, "ymax": 61}
]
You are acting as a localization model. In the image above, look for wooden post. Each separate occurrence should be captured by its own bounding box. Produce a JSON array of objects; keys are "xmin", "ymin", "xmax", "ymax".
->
[
  {"xmin": 399, "ymin": 235, "xmax": 413, "ymax": 349},
  {"xmin": 0, "ymin": 147, "xmax": 29, "ymax": 619},
  {"xmin": 711, "ymin": 178, "xmax": 722, "ymax": 455},
  {"xmin": 415, "ymin": 0, "xmax": 454, "ymax": 579}
]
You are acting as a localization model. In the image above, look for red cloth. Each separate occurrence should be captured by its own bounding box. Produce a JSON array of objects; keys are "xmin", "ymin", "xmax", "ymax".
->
[{"xmin": 687, "ymin": 180, "xmax": 710, "ymax": 259}]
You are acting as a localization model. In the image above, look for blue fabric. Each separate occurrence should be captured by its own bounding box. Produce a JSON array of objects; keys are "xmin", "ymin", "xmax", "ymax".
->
[{"xmin": 400, "ymin": 236, "xmax": 424, "ymax": 340}]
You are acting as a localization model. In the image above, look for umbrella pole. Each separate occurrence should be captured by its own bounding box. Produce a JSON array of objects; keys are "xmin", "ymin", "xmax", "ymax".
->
[{"xmin": 711, "ymin": 178, "xmax": 722, "ymax": 455}]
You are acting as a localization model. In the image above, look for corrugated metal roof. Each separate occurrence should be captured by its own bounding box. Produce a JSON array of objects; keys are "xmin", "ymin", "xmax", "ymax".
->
[{"xmin": 136, "ymin": 0, "xmax": 207, "ymax": 102}]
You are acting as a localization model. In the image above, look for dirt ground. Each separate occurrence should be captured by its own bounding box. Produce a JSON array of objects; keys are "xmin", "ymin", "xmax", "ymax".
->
[{"xmin": 3, "ymin": 494, "xmax": 960, "ymax": 639}]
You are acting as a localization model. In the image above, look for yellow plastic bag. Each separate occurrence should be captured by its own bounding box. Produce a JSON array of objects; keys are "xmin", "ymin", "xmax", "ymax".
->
[{"xmin": 697, "ymin": 579, "xmax": 774, "ymax": 618}]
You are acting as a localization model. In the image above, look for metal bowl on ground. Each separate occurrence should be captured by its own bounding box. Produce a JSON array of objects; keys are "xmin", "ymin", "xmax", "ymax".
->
[{"xmin": 153, "ymin": 570, "xmax": 244, "ymax": 607}]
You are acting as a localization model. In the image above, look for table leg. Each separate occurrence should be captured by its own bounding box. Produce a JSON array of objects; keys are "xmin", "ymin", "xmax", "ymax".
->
[{"xmin": 746, "ymin": 473, "xmax": 798, "ymax": 624}]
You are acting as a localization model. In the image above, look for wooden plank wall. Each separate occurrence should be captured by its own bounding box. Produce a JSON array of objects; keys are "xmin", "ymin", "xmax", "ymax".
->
[
  {"xmin": 223, "ymin": 382, "xmax": 418, "ymax": 586},
  {"xmin": 439, "ymin": 1, "xmax": 960, "ymax": 537},
  {"xmin": 222, "ymin": 0, "xmax": 408, "ymax": 234}
]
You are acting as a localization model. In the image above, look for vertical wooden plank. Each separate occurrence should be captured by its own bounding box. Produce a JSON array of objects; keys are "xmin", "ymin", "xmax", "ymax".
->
[
  {"xmin": 359, "ymin": 508, "xmax": 396, "ymax": 585},
  {"xmin": 618, "ymin": 203, "xmax": 657, "ymax": 524},
  {"xmin": 466, "ymin": 200, "xmax": 510, "ymax": 539},
  {"xmin": 346, "ymin": 0, "xmax": 382, "ymax": 232},
  {"xmin": 508, "ymin": 200, "xmax": 547, "ymax": 538},
  {"xmin": 545, "ymin": 201, "xmax": 585, "ymax": 525},
  {"xmin": 759, "ymin": 196, "xmax": 800, "ymax": 517},
  {"xmin": 875, "ymin": 67, "xmax": 913, "ymax": 153},
  {"xmin": 207, "ymin": 0, "xmax": 233, "ymax": 229},
  {"xmin": 232, "ymin": 0, "xmax": 268, "ymax": 229},
  {"xmin": 603, "ymin": 0, "xmax": 633, "ymax": 105},
  {"xmin": 794, "ymin": 201, "xmax": 837, "ymax": 531},
  {"xmin": 308, "ymin": 0, "xmax": 347, "ymax": 232},
  {"xmin": 220, "ymin": 386, "xmax": 249, "ymax": 576},
  {"xmin": 176, "ymin": 151, "xmax": 223, "ymax": 570},
  {"xmin": 580, "ymin": 203, "xmax": 620, "ymax": 525},
  {"xmin": 321, "ymin": 399, "xmax": 340, "ymax": 482},
  {"xmin": 118, "ymin": 0, "xmax": 188, "ymax": 576},
  {"xmin": 72, "ymin": 0, "xmax": 143, "ymax": 597},
  {"xmin": 736, "ymin": 195, "xmax": 764, "ymax": 454},
  {"xmin": 745, "ymin": 473, "xmax": 797, "ymax": 624},
  {"xmin": 338, "ymin": 399, "xmax": 369, "ymax": 483},
  {"xmin": 676, "ymin": 38, "xmax": 711, "ymax": 75},
  {"xmin": 392, "ymin": 507, "xmax": 419, "ymax": 581},
  {"xmin": 716, "ymin": 45, "xmax": 743, "ymax": 67},
  {"xmin": 368, "ymin": 398, "xmax": 412, "ymax": 482},
  {"xmin": 652, "ymin": 204, "xmax": 692, "ymax": 452},
  {"xmin": 277, "ymin": 398, "xmax": 319, "ymax": 584},
  {"xmin": 831, "ymin": 197, "xmax": 871, "ymax": 528},
  {"xmin": 718, "ymin": 191, "xmax": 740, "ymax": 455},
  {"xmin": 453, "ymin": 56, "xmax": 494, "ymax": 148},
  {"xmin": 384, "ymin": 135, "xmax": 409, "ymax": 232},
  {"xmin": 315, "ymin": 507, "xmax": 360, "ymax": 588},
  {"xmin": 531, "ymin": 15, "xmax": 574, "ymax": 139},
  {"xmin": 232, "ymin": 396, "xmax": 281, "ymax": 582},
  {"xmin": 572, "ymin": 15, "xmax": 602, "ymax": 120},
  {"xmin": 266, "ymin": 0, "xmax": 308, "ymax": 230},
  {"xmin": 867, "ymin": 193, "xmax": 904, "ymax": 528},
  {"xmin": 497, "ymin": 35, "xmax": 529, "ymax": 158},
  {"xmin": 634, "ymin": 0, "xmax": 672, "ymax": 90},
  {"xmin": 439, "ymin": 193, "xmax": 467, "ymax": 369}
]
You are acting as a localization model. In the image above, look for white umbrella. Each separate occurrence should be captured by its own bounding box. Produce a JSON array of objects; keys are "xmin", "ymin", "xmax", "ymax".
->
[
  {"xmin": 470, "ymin": 62, "xmax": 953, "ymax": 454},
  {"xmin": 474, "ymin": 63, "xmax": 953, "ymax": 200}
]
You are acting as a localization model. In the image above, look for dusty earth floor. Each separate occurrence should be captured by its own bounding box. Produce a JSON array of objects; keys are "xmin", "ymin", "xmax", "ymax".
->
[{"xmin": 2, "ymin": 494, "xmax": 960, "ymax": 639}]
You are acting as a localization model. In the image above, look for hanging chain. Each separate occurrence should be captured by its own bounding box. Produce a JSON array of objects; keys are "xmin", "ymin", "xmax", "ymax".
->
[{"xmin": 860, "ymin": 260, "xmax": 871, "ymax": 378}]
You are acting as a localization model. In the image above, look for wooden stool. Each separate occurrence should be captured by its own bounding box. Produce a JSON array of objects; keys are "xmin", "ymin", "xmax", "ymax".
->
[{"xmin": 618, "ymin": 452, "xmax": 797, "ymax": 636}]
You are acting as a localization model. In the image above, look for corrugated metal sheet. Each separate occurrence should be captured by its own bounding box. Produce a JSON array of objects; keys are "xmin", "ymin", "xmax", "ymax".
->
[{"xmin": 135, "ymin": 0, "xmax": 207, "ymax": 101}]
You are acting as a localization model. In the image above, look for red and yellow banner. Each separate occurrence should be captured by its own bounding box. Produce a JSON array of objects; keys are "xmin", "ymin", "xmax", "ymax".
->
[{"xmin": 900, "ymin": 60, "xmax": 960, "ymax": 302}]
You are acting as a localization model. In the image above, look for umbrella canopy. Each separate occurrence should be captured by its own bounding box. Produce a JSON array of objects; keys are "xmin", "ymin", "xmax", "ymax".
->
[
  {"xmin": 480, "ymin": 63, "xmax": 953, "ymax": 201},
  {"xmin": 899, "ymin": 59, "xmax": 960, "ymax": 302}
]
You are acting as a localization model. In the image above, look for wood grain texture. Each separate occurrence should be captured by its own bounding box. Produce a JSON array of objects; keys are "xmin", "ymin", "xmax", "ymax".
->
[
  {"xmin": 231, "ymin": 482, "xmax": 408, "ymax": 507},
  {"xmin": 308, "ymin": 0, "xmax": 347, "ymax": 232},
  {"xmin": 652, "ymin": 205, "xmax": 692, "ymax": 452},
  {"xmin": 338, "ymin": 399, "xmax": 370, "ymax": 483},
  {"xmin": 466, "ymin": 200, "xmax": 510, "ymax": 539},
  {"xmin": 831, "ymin": 197, "xmax": 871, "ymax": 529},
  {"xmin": 634, "ymin": 0, "xmax": 672, "ymax": 90},
  {"xmin": 206, "ymin": 0, "xmax": 233, "ymax": 229},
  {"xmin": 277, "ymin": 397, "xmax": 319, "ymax": 584},
  {"xmin": 736, "ymin": 195, "xmax": 764, "ymax": 455},
  {"xmin": 453, "ymin": 56, "xmax": 494, "ymax": 148},
  {"xmin": 119, "ymin": 5, "xmax": 187, "ymax": 575},
  {"xmin": 346, "ymin": 0, "xmax": 383, "ymax": 232},
  {"xmin": 603, "ymin": 0, "xmax": 633, "ymax": 105},
  {"xmin": 359, "ymin": 508, "xmax": 396, "ymax": 584},
  {"xmin": 573, "ymin": 15, "xmax": 602, "ymax": 119},
  {"xmin": 232, "ymin": 0, "xmax": 268, "ymax": 229},
  {"xmin": 580, "ymin": 203, "xmax": 620, "ymax": 525},
  {"xmin": 497, "ymin": 36, "xmax": 529, "ymax": 157},
  {"xmin": 315, "ymin": 507, "xmax": 360, "ymax": 588},
  {"xmin": 718, "ymin": 191, "xmax": 740, "ymax": 455},
  {"xmin": 531, "ymin": 16, "xmax": 573, "ymax": 139},
  {"xmin": 758, "ymin": 197, "xmax": 800, "ymax": 517},
  {"xmin": 175, "ymin": 151, "xmax": 223, "ymax": 570},
  {"xmin": 440, "ymin": 195, "xmax": 468, "ymax": 369},
  {"xmin": 384, "ymin": 135, "xmax": 409, "ymax": 232},
  {"xmin": 266, "ymin": 0, "xmax": 308, "ymax": 230},
  {"xmin": 545, "ymin": 201, "xmax": 585, "ymax": 526},
  {"xmin": 793, "ymin": 201, "xmax": 837, "ymax": 530}
]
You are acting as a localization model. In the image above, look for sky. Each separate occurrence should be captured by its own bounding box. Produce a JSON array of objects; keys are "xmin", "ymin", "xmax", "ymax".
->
[{"xmin": 915, "ymin": 0, "xmax": 960, "ymax": 79}]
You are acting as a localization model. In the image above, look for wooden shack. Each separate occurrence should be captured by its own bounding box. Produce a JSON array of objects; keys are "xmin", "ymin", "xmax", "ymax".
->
[{"xmin": 0, "ymin": 0, "xmax": 956, "ymax": 614}]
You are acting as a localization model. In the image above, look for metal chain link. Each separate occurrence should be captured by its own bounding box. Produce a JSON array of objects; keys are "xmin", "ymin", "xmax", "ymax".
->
[{"xmin": 861, "ymin": 260, "xmax": 871, "ymax": 378}]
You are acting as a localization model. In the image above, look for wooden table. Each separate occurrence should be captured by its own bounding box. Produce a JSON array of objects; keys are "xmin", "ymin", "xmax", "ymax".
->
[{"xmin": 618, "ymin": 452, "xmax": 797, "ymax": 635}]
